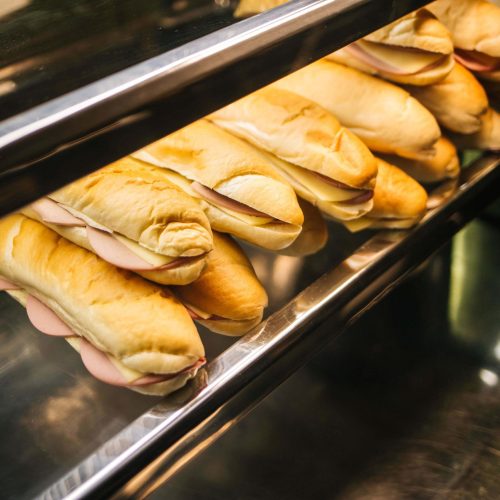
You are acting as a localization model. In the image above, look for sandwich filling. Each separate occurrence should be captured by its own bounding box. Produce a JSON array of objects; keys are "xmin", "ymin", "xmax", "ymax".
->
[
  {"xmin": 0, "ymin": 278, "xmax": 205, "ymax": 389},
  {"xmin": 454, "ymin": 49, "xmax": 500, "ymax": 73},
  {"xmin": 270, "ymin": 160, "xmax": 374, "ymax": 220},
  {"xmin": 24, "ymin": 198, "xmax": 204, "ymax": 271},
  {"xmin": 343, "ymin": 40, "xmax": 449, "ymax": 76}
]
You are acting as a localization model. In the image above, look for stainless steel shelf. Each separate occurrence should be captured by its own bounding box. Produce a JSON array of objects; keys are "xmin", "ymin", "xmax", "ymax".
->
[
  {"xmin": 31, "ymin": 153, "xmax": 498, "ymax": 500},
  {"xmin": 0, "ymin": 0, "xmax": 431, "ymax": 216}
]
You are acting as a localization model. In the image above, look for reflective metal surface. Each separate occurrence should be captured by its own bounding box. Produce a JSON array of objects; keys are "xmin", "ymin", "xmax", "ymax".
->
[
  {"xmin": 155, "ymin": 214, "xmax": 500, "ymax": 500},
  {"xmin": 0, "ymin": 0, "xmax": 431, "ymax": 215},
  {"xmin": 7, "ymin": 154, "xmax": 489, "ymax": 499}
]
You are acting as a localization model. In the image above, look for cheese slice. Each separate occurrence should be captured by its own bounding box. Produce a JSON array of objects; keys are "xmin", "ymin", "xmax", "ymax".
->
[
  {"xmin": 273, "ymin": 161, "xmax": 358, "ymax": 202},
  {"xmin": 113, "ymin": 234, "xmax": 175, "ymax": 267},
  {"xmin": 214, "ymin": 204, "xmax": 274, "ymax": 226},
  {"xmin": 357, "ymin": 40, "xmax": 443, "ymax": 74},
  {"xmin": 182, "ymin": 301, "xmax": 213, "ymax": 320},
  {"xmin": 342, "ymin": 217, "xmax": 375, "ymax": 232}
]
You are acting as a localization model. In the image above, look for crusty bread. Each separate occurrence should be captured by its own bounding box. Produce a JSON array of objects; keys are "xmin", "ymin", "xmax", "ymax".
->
[
  {"xmin": 0, "ymin": 215, "xmax": 204, "ymax": 376},
  {"xmin": 370, "ymin": 159, "xmax": 428, "ymax": 221},
  {"xmin": 274, "ymin": 60, "xmax": 441, "ymax": 159},
  {"xmin": 234, "ymin": 0, "xmax": 287, "ymax": 17},
  {"xmin": 278, "ymin": 199, "xmax": 328, "ymax": 257},
  {"xmin": 134, "ymin": 120, "xmax": 303, "ymax": 226},
  {"xmin": 428, "ymin": 0, "xmax": 500, "ymax": 57},
  {"xmin": 209, "ymin": 87, "xmax": 377, "ymax": 189},
  {"xmin": 449, "ymin": 108, "xmax": 500, "ymax": 151},
  {"xmin": 328, "ymin": 49, "xmax": 454, "ymax": 86},
  {"xmin": 174, "ymin": 232, "xmax": 268, "ymax": 336},
  {"xmin": 20, "ymin": 207, "xmax": 207, "ymax": 286},
  {"xmin": 379, "ymin": 137, "xmax": 460, "ymax": 183},
  {"xmin": 364, "ymin": 9, "xmax": 453, "ymax": 54},
  {"xmin": 406, "ymin": 63, "xmax": 489, "ymax": 134},
  {"xmin": 51, "ymin": 157, "xmax": 213, "ymax": 258}
]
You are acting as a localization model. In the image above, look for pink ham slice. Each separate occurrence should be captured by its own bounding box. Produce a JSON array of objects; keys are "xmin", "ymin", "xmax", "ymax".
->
[
  {"xmin": 0, "ymin": 278, "xmax": 21, "ymax": 290},
  {"xmin": 80, "ymin": 338, "xmax": 205, "ymax": 387},
  {"xmin": 191, "ymin": 182, "xmax": 275, "ymax": 218},
  {"xmin": 26, "ymin": 295, "xmax": 76, "ymax": 337},
  {"xmin": 454, "ymin": 50, "xmax": 499, "ymax": 72},
  {"xmin": 340, "ymin": 189, "xmax": 374, "ymax": 205},
  {"xmin": 344, "ymin": 43, "xmax": 447, "ymax": 76},
  {"xmin": 86, "ymin": 226, "xmax": 190, "ymax": 271},
  {"xmin": 311, "ymin": 172, "xmax": 359, "ymax": 190},
  {"xmin": 31, "ymin": 198, "xmax": 85, "ymax": 226}
]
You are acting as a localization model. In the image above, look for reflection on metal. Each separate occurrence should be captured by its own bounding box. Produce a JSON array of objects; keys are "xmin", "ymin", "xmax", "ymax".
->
[
  {"xmin": 38, "ymin": 154, "xmax": 499, "ymax": 499},
  {"xmin": 479, "ymin": 369, "xmax": 498, "ymax": 387}
]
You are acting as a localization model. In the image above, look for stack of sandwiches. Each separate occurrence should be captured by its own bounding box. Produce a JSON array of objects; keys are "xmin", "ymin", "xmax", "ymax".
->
[{"xmin": 2, "ymin": 1, "xmax": 498, "ymax": 397}]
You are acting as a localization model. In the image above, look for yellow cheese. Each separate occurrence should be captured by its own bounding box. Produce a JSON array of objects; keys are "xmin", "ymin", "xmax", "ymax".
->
[
  {"xmin": 215, "ymin": 204, "xmax": 274, "ymax": 226},
  {"xmin": 342, "ymin": 217, "xmax": 375, "ymax": 232},
  {"xmin": 357, "ymin": 40, "xmax": 443, "ymax": 74},
  {"xmin": 274, "ymin": 161, "xmax": 358, "ymax": 202},
  {"xmin": 182, "ymin": 301, "xmax": 213, "ymax": 320},
  {"xmin": 113, "ymin": 234, "xmax": 175, "ymax": 267}
]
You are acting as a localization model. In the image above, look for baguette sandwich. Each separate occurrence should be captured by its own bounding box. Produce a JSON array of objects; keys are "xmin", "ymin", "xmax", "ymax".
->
[
  {"xmin": 448, "ymin": 108, "xmax": 500, "ymax": 151},
  {"xmin": 406, "ymin": 63, "xmax": 489, "ymax": 134},
  {"xmin": 0, "ymin": 215, "xmax": 205, "ymax": 396},
  {"xmin": 174, "ymin": 232, "xmax": 268, "ymax": 336},
  {"xmin": 209, "ymin": 87, "xmax": 378, "ymax": 222},
  {"xmin": 327, "ymin": 9, "xmax": 454, "ymax": 86},
  {"xmin": 274, "ymin": 60, "xmax": 441, "ymax": 159},
  {"xmin": 428, "ymin": 0, "xmax": 500, "ymax": 82},
  {"xmin": 342, "ymin": 159, "xmax": 428, "ymax": 232},
  {"xmin": 133, "ymin": 120, "xmax": 304, "ymax": 251},
  {"xmin": 21, "ymin": 157, "xmax": 213, "ymax": 285},
  {"xmin": 379, "ymin": 137, "xmax": 460, "ymax": 183}
]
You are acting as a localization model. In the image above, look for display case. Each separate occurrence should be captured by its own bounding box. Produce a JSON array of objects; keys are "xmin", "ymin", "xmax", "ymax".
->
[{"xmin": 0, "ymin": 0, "xmax": 499, "ymax": 498}]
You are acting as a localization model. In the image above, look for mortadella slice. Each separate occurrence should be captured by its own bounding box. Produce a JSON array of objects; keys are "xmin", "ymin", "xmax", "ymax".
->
[
  {"xmin": 0, "ymin": 278, "xmax": 21, "ymax": 290},
  {"xmin": 26, "ymin": 295, "xmax": 77, "ymax": 337},
  {"xmin": 191, "ymin": 182, "xmax": 273, "ymax": 217},
  {"xmin": 30, "ymin": 198, "xmax": 85, "ymax": 226},
  {"xmin": 454, "ymin": 50, "xmax": 499, "ymax": 73}
]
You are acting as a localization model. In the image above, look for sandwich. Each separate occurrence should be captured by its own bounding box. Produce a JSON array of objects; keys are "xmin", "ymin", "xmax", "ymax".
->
[
  {"xmin": 0, "ymin": 214, "xmax": 205, "ymax": 396},
  {"xmin": 448, "ymin": 108, "xmax": 500, "ymax": 151},
  {"xmin": 173, "ymin": 232, "xmax": 268, "ymax": 336},
  {"xmin": 132, "ymin": 119, "xmax": 304, "ymax": 251},
  {"xmin": 327, "ymin": 9, "xmax": 455, "ymax": 86},
  {"xmin": 428, "ymin": 0, "xmax": 500, "ymax": 82},
  {"xmin": 379, "ymin": 137, "xmax": 460, "ymax": 183},
  {"xmin": 406, "ymin": 63, "xmax": 489, "ymax": 134},
  {"xmin": 21, "ymin": 157, "xmax": 213, "ymax": 286},
  {"xmin": 342, "ymin": 159, "xmax": 428, "ymax": 232},
  {"xmin": 278, "ymin": 199, "xmax": 328, "ymax": 257},
  {"xmin": 274, "ymin": 60, "xmax": 441, "ymax": 159},
  {"xmin": 209, "ymin": 87, "xmax": 378, "ymax": 222}
]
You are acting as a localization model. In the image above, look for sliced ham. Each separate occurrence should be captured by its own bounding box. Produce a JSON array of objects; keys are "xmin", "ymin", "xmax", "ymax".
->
[
  {"xmin": 340, "ymin": 190, "xmax": 374, "ymax": 205},
  {"xmin": 30, "ymin": 198, "xmax": 85, "ymax": 226},
  {"xmin": 454, "ymin": 50, "xmax": 499, "ymax": 73},
  {"xmin": 0, "ymin": 277, "xmax": 21, "ymax": 290},
  {"xmin": 311, "ymin": 172, "xmax": 358, "ymax": 190},
  {"xmin": 344, "ymin": 43, "xmax": 447, "ymax": 76},
  {"xmin": 26, "ymin": 295, "xmax": 76, "ymax": 337},
  {"xmin": 191, "ymin": 182, "xmax": 273, "ymax": 218}
]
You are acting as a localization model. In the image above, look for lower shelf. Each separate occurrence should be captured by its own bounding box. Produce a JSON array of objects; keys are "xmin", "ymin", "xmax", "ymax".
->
[{"xmin": 1, "ymin": 154, "xmax": 498, "ymax": 499}]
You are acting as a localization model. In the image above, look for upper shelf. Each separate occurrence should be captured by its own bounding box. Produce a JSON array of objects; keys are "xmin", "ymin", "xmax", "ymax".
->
[{"xmin": 0, "ymin": 0, "xmax": 430, "ymax": 216}]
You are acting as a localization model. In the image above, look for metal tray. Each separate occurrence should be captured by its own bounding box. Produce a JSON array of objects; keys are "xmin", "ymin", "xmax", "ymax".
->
[{"xmin": 0, "ymin": 154, "xmax": 497, "ymax": 499}]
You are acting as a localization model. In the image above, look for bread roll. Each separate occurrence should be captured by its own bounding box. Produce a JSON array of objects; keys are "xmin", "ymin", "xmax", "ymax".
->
[
  {"xmin": 174, "ymin": 232, "xmax": 268, "ymax": 336},
  {"xmin": 449, "ymin": 108, "xmax": 500, "ymax": 151},
  {"xmin": 133, "ymin": 120, "xmax": 304, "ymax": 250},
  {"xmin": 278, "ymin": 199, "xmax": 328, "ymax": 257},
  {"xmin": 406, "ymin": 63, "xmax": 489, "ymax": 134},
  {"xmin": 0, "ymin": 215, "xmax": 205, "ymax": 396},
  {"xmin": 327, "ymin": 9, "xmax": 455, "ymax": 86},
  {"xmin": 209, "ymin": 87, "xmax": 377, "ymax": 189},
  {"xmin": 379, "ymin": 137, "xmax": 460, "ymax": 183},
  {"xmin": 343, "ymin": 159, "xmax": 428, "ymax": 232},
  {"xmin": 274, "ymin": 60, "xmax": 441, "ymax": 159}
]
